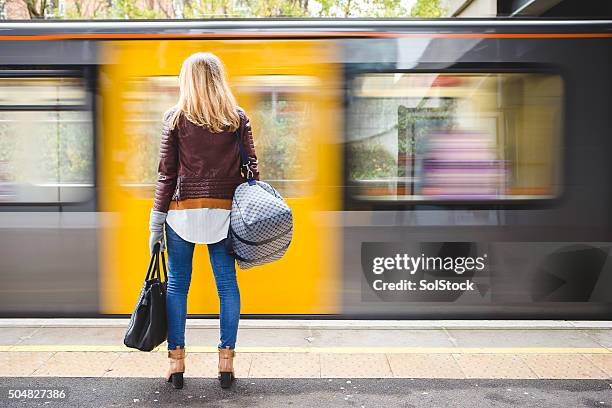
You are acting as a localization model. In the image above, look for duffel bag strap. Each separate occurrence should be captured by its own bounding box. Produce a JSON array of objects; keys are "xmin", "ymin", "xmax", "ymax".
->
[{"xmin": 233, "ymin": 110, "xmax": 256, "ymax": 185}]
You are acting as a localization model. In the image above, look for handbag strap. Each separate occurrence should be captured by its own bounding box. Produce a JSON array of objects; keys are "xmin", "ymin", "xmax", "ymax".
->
[
  {"xmin": 234, "ymin": 110, "xmax": 256, "ymax": 185},
  {"xmin": 145, "ymin": 243, "xmax": 168, "ymax": 283},
  {"xmin": 144, "ymin": 244, "xmax": 159, "ymax": 281},
  {"xmin": 159, "ymin": 249, "xmax": 168, "ymax": 282}
]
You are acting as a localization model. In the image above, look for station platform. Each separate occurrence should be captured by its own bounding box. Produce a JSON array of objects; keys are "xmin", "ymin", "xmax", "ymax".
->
[
  {"xmin": 1, "ymin": 319, "xmax": 611, "ymax": 407},
  {"xmin": 2, "ymin": 318, "xmax": 611, "ymax": 379}
]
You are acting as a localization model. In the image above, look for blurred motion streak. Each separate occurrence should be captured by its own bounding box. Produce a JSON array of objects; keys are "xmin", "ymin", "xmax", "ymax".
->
[{"xmin": 98, "ymin": 40, "xmax": 341, "ymax": 316}]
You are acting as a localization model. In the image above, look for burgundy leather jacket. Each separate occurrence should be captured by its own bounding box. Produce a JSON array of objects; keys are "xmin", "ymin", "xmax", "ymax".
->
[{"xmin": 153, "ymin": 106, "xmax": 260, "ymax": 213}]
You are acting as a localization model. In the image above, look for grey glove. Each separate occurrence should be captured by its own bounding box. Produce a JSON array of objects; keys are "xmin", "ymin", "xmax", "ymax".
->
[{"xmin": 149, "ymin": 209, "xmax": 167, "ymax": 254}]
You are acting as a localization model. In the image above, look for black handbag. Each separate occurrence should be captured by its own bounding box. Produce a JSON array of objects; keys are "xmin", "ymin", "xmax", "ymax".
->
[{"xmin": 123, "ymin": 243, "xmax": 168, "ymax": 352}]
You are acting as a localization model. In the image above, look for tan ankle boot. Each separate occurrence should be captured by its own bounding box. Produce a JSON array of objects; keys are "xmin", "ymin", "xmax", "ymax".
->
[
  {"xmin": 218, "ymin": 346, "xmax": 235, "ymax": 389},
  {"xmin": 165, "ymin": 346, "xmax": 185, "ymax": 389}
]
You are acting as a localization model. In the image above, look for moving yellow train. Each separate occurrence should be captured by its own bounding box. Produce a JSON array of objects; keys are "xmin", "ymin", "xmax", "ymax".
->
[{"xmin": 1, "ymin": 20, "xmax": 612, "ymax": 318}]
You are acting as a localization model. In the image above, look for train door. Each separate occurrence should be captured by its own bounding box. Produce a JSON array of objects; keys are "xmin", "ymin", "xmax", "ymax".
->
[
  {"xmin": 0, "ymin": 68, "xmax": 98, "ymax": 315},
  {"xmin": 99, "ymin": 39, "xmax": 342, "ymax": 315}
]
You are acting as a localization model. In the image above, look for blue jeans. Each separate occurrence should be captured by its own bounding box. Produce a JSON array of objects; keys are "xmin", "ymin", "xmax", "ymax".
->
[{"xmin": 164, "ymin": 222, "xmax": 240, "ymax": 351}]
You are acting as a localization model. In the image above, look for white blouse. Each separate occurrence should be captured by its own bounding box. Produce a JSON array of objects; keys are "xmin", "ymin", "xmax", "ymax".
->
[{"xmin": 166, "ymin": 207, "xmax": 230, "ymax": 244}]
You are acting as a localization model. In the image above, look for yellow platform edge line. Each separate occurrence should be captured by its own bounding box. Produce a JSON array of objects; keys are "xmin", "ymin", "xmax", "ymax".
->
[{"xmin": 1, "ymin": 345, "xmax": 611, "ymax": 354}]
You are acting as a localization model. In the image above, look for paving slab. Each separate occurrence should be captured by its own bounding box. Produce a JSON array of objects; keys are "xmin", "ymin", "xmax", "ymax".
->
[
  {"xmin": 249, "ymin": 353, "xmax": 321, "ymax": 378},
  {"xmin": 584, "ymin": 354, "xmax": 612, "ymax": 377},
  {"xmin": 320, "ymin": 353, "xmax": 392, "ymax": 378},
  {"xmin": 311, "ymin": 328, "xmax": 454, "ymax": 347},
  {"xmin": 387, "ymin": 353, "xmax": 465, "ymax": 378},
  {"xmin": 190, "ymin": 328, "xmax": 313, "ymax": 348},
  {"xmin": 584, "ymin": 330, "xmax": 612, "ymax": 348},
  {"xmin": 0, "ymin": 327, "xmax": 40, "ymax": 346},
  {"xmin": 186, "ymin": 352, "xmax": 253, "ymax": 378},
  {"xmin": 453, "ymin": 354, "xmax": 537, "ymax": 379},
  {"xmin": 447, "ymin": 329, "xmax": 602, "ymax": 348},
  {"xmin": 521, "ymin": 354, "xmax": 609, "ymax": 379},
  {"xmin": 31, "ymin": 352, "xmax": 121, "ymax": 377},
  {"xmin": 103, "ymin": 352, "xmax": 169, "ymax": 378},
  {"xmin": 16, "ymin": 327, "xmax": 127, "ymax": 346},
  {"xmin": 0, "ymin": 352, "xmax": 53, "ymax": 376}
]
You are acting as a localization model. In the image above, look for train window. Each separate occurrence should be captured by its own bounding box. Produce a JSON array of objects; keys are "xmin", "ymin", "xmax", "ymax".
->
[
  {"xmin": 242, "ymin": 75, "xmax": 315, "ymax": 197},
  {"xmin": 346, "ymin": 72, "xmax": 563, "ymax": 203},
  {"xmin": 121, "ymin": 76, "xmax": 178, "ymax": 192},
  {"xmin": 0, "ymin": 76, "xmax": 93, "ymax": 204},
  {"xmin": 123, "ymin": 75, "xmax": 315, "ymax": 198},
  {"xmin": 0, "ymin": 77, "xmax": 85, "ymax": 107}
]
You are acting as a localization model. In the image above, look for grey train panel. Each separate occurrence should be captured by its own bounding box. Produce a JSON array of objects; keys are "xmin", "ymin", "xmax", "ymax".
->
[
  {"xmin": 340, "ymin": 33, "xmax": 612, "ymax": 318},
  {"xmin": 0, "ymin": 45, "xmax": 99, "ymax": 316},
  {"xmin": 0, "ymin": 41, "xmax": 99, "ymax": 65},
  {"xmin": 0, "ymin": 213, "xmax": 98, "ymax": 315}
]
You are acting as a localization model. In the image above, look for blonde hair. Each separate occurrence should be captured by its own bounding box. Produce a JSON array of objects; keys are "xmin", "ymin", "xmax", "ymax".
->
[{"xmin": 169, "ymin": 52, "xmax": 240, "ymax": 133}]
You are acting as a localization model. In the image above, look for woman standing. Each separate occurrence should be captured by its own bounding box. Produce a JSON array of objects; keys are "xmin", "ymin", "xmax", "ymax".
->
[{"xmin": 148, "ymin": 52, "xmax": 259, "ymax": 389}]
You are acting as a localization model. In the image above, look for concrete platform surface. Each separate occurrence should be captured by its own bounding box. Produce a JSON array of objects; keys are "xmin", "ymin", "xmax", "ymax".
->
[{"xmin": 0, "ymin": 319, "xmax": 611, "ymax": 380}]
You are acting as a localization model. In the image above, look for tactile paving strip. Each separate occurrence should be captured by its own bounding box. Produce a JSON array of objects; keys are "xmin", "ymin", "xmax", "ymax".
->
[
  {"xmin": 0, "ymin": 352, "xmax": 54, "ymax": 376},
  {"xmin": 453, "ymin": 354, "xmax": 537, "ymax": 379},
  {"xmin": 520, "ymin": 354, "xmax": 609, "ymax": 379},
  {"xmin": 320, "ymin": 353, "xmax": 392, "ymax": 378},
  {"xmin": 3, "ymin": 352, "xmax": 611, "ymax": 379},
  {"xmin": 387, "ymin": 353, "xmax": 465, "ymax": 378},
  {"xmin": 31, "ymin": 352, "xmax": 121, "ymax": 377},
  {"xmin": 249, "ymin": 353, "xmax": 321, "ymax": 378},
  {"xmin": 584, "ymin": 354, "xmax": 612, "ymax": 377},
  {"xmin": 104, "ymin": 352, "xmax": 169, "ymax": 378}
]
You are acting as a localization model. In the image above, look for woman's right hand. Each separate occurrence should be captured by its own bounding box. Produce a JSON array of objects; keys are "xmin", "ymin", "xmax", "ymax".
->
[{"xmin": 149, "ymin": 209, "xmax": 168, "ymax": 254}]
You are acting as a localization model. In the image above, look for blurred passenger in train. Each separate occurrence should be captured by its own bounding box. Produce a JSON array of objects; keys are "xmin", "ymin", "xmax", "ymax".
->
[
  {"xmin": 148, "ymin": 52, "xmax": 259, "ymax": 390},
  {"xmin": 0, "ymin": 161, "xmax": 15, "ymax": 202},
  {"xmin": 420, "ymin": 130, "xmax": 507, "ymax": 199}
]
